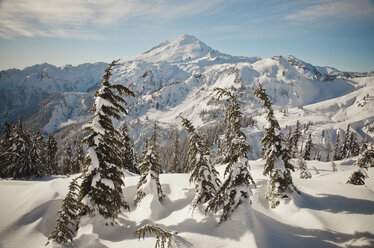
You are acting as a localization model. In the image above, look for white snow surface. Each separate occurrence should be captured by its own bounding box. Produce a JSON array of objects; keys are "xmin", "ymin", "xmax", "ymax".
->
[{"xmin": 1, "ymin": 159, "xmax": 374, "ymax": 248}]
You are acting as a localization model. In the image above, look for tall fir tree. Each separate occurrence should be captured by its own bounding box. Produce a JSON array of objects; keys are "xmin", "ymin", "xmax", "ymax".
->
[
  {"xmin": 61, "ymin": 144, "xmax": 75, "ymax": 175},
  {"xmin": 79, "ymin": 60, "xmax": 135, "ymax": 220},
  {"xmin": 340, "ymin": 124, "xmax": 351, "ymax": 159},
  {"xmin": 303, "ymin": 133, "xmax": 313, "ymax": 160},
  {"xmin": 32, "ymin": 129, "xmax": 47, "ymax": 166},
  {"xmin": 180, "ymin": 116, "xmax": 221, "ymax": 211},
  {"xmin": 47, "ymin": 134, "xmax": 59, "ymax": 175},
  {"xmin": 254, "ymin": 83, "xmax": 298, "ymax": 208},
  {"xmin": 6, "ymin": 119, "xmax": 44, "ymax": 179},
  {"xmin": 119, "ymin": 122, "xmax": 139, "ymax": 174},
  {"xmin": 332, "ymin": 130, "xmax": 341, "ymax": 161},
  {"xmin": 73, "ymin": 141, "xmax": 84, "ymax": 174},
  {"xmin": 47, "ymin": 177, "xmax": 83, "ymax": 245},
  {"xmin": 206, "ymin": 88, "xmax": 254, "ymax": 223},
  {"xmin": 135, "ymin": 124, "xmax": 164, "ymax": 204},
  {"xmin": 0, "ymin": 120, "xmax": 13, "ymax": 177},
  {"xmin": 348, "ymin": 133, "xmax": 360, "ymax": 158},
  {"xmin": 292, "ymin": 121, "xmax": 301, "ymax": 158},
  {"xmin": 170, "ymin": 131, "xmax": 183, "ymax": 173},
  {"xmin": 347, "ymin": 140, "xmax": 374, "ymax": 185}
]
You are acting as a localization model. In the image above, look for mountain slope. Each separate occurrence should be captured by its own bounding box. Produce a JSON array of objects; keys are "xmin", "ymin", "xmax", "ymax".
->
[{"xmin": 0, "ymin": 35, "xmax": 373, "ymax": 159}]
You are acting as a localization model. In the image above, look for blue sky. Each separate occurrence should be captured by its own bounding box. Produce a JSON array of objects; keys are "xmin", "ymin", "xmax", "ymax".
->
[{"xmin": 0, "ymin": 0, "xmax": 373, "ymax": 72}]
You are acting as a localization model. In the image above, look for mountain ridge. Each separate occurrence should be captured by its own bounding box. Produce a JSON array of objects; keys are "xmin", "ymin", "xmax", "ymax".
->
[{"xmin": 0, "ymin": 34, "xmax": 373, "ymax": 160}]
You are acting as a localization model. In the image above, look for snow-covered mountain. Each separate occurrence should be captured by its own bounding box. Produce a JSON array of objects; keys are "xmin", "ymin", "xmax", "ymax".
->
[{"xmin": 0, "ymin": 35, "xmax": 373, "ymax": 158}]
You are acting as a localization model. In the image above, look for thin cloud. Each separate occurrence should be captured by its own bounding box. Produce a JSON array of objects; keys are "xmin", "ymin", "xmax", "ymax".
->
[
  {"xmin": 0, "ymin": 0, "xmax": 224, "ymax": 39},
  {"xmin": 285, "ymin": 0, "xmax": 374, "ymax": 22}
]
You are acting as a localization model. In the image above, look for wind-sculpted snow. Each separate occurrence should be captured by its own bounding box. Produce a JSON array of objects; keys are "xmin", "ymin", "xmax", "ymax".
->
[{"xmin": 1, "ymin": 158, "xmax": 374, "ymax": 247}]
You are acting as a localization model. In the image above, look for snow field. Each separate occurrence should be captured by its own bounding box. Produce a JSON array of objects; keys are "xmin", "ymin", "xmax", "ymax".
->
[{"xmin": 1, "ymin": 157, "xmax": 374, "ymax": 248}]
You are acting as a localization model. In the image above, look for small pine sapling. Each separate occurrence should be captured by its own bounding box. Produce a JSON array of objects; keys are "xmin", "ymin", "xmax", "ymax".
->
[
  {"xmin": 134, "ymin": 224, "xmax": 175, "ymax": 248},
  {"xmin": 135, "ymin": 124, "xmax": 165, "ymax": 204},
  {"xmin": 297, "ymin": 153, "xmax": 312, "ymax": 179},
  {"xmin": 46, "ymin": 177, "xmax": 83, "ymax": 246}
]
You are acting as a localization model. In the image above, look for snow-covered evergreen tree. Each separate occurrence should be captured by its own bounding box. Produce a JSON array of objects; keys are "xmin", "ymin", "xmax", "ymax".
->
[
  {"xmin": 47, "ymin": 134, "xmax": 59, "ymax": 175},
  {"xmin": 135, "ymin": 124, "xmax": 164, "ymax": 204},
  {"xmin": 79, "ymin": 60, "xmax": 134, "ymax": 220},
  {"xmin": 206, "ymin": 88, "xmax": 254, "ymax": 222},
  {"xmin": 303, "ymin": 133, "xmax": 313, "ymax": 160},
  {"xmin": 254, "ymin": 83, "xmax": 298, "ymax": 208},
  {"xmin": 347, "ymin": 140, "xmax": 374, "ymax": 185},
  {"xmin": 32, "ymin": 129, "xmax": 47, "ymax": 165},
  {"xmin": 340, "ymin": 124, "xmax": 351, "ymax": 159},
  {"xmin": 292, "ymin": 121, "xmax": 301, "ymax": 158},
  {"xmin": 348, "ymin": 133, "xmax": 360, "ymax": 158},
  {"xmin": 6, "ymin": 119, "xmax": 44, "ymax": 179},
  {"xmin": 47, "ymin": 177, "xmax": 83, "ymax": 245},
  {"xmin": 0, "ymin": 120, "xmax": 13, "ymax": 177},
  {"xmin": 180, "ymin": 115, "xmax": 221, "ymax": 211},
  {"xmin": 170, "ymin": 131, "xmax": 183, "ymax": 173},
  {"xmin": 119, "ymin": 122, "xmax": 139, "ymax": 174},
  {"xmin": 332, "ymin": 130, "xmax": 341, "ymax": 161},
  {"xmin": 61, "ymin": 144, "xmax": 75, "ymax": 175},
  {"xmin": 73, "ymin": 141, "xmax": 84, "ymax": 174},
  {"xmin": 297, "ymin": 153, "xmax": 312, "ymax": 179}
]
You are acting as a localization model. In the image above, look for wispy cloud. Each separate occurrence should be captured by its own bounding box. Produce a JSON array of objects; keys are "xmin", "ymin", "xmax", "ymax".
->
[
  {"xmin": 0, "ymin": 0, "xmax": 224, "ymax": 39},
  {"xmin": 285, "ymin": 0, "xmax": 374, "ymax": 22}
]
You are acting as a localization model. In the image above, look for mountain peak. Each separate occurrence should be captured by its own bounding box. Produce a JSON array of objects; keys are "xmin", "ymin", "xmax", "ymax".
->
[{"xmin": 135, "ymin": 34, "xmax": 219, "ymax": 63}]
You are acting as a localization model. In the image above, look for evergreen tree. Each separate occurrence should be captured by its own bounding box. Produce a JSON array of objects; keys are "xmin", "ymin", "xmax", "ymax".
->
[
  {"xmin": 170, "ymin": 131, "xmax": 183, "ymax": 173},
  {"xmin": 135, "ymin": 124, "xmax": 164, "ymax": 204},
  {"xmin": 47, "ymin": 134, "xmax": 59, "ymax": 175},
  {"xmin": 297, "ymin": 153, "xmax": 312, "ymax": 179},
  {"xmin": 0, "ymin": 120, "xmax": 13, "ymax": 177},
  {"xmin": 348, "ymin": 133, "xmax": 360, "ymax": 157},
  {"xmin": 119, "ymin": 122, "xmax": 139, "ymax": 174},
  {"xmin": 61, "ymin": 144, "xmax": 74, "ymax": 175},
  {"xmin": 292, "ymin": 121, "xmax": 301, "ymax": 157},
  {"xmin": 180, "ymin": 116, "xmax": 221, "ymax": 211},
  {"xmin": 79, "ymin": 60, "xmax": 134, "ymax": 220},
  {"xmin": 32, "ymin": 129, "xmax": 47, "ymax": 166},
  {"xmin": 303, "ymin": 133, "xmax": 313, "ymax": 160},
  {"xmin": 73, "ymin": 141, "xmax": 84, "ymax": 174},
  {"xmin": 332, "ymin": 130, "xmax": 341, "ymax": 161},
  {"xmin": 347, "ymin": 141, "xmax": 374, "ymax": 185},
  {"xmin": 285, "ymin": 127, "xmax": 293, "ymax": 157},
  {"xmin": 30, "ymin": 130, "xmax": 46, "ymax": 177},
  {"xmin": 254, "ymin": 83, "xmax": 298, "ymax": 208},
  {"xmin": 6, "ymin": 119, "xmax": 44, "ymax": 179},
  {"xmin": 47, "ymin": 177, "xmax": 83, "ymax": 245},
  {"xmin": 340, "ymin": 124, "xmax": 351, "ymax": 158},
  {"xmin": 206, "ymin": 88, "xmax": 254, "ymax": 222},
  {"xmin": 360, "ymin": 135, "xmax": 369, "ymax": 153}
]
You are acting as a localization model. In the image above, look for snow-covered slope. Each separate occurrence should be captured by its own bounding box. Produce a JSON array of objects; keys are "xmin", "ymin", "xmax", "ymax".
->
[
  {"xmin": 1, "ymin": 158, "xmax": 374, "ymax": 248},
  {"xmin": 0, "ymin": 62, "xmax": 107, "ymax": 126},
  {"xmin": 0, "ymin": 35, "xmax": 373, "ymax": 158}
]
